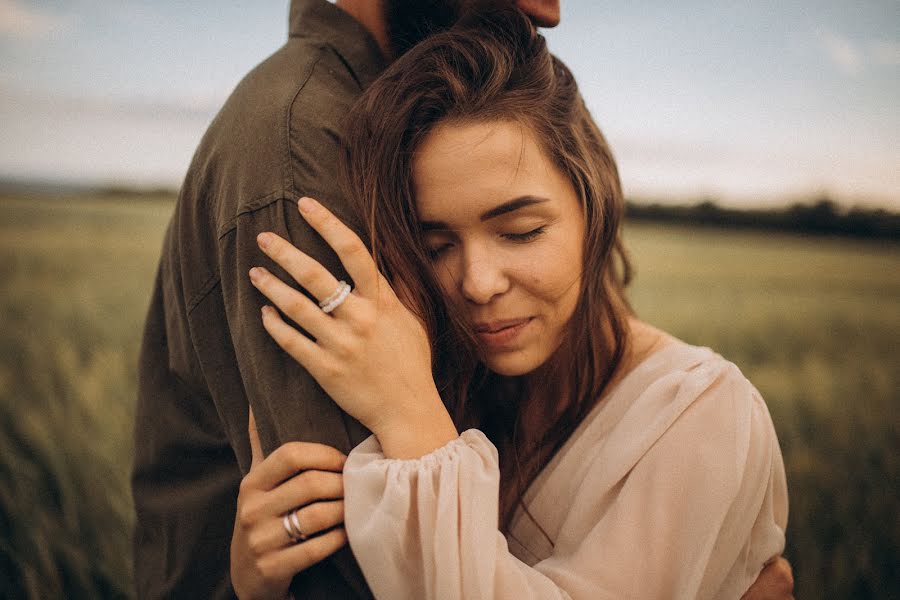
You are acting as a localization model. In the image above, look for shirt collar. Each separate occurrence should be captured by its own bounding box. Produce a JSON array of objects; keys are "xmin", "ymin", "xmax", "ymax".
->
[{"xmin": 288, "ymin": 0, "xmax": 387, "ymax": 88}]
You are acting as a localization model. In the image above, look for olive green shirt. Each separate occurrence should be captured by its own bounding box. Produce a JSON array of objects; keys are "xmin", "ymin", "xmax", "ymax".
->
[{"xmin": 132, "ymin": 1, "xmax": 385, "ymax": 597}]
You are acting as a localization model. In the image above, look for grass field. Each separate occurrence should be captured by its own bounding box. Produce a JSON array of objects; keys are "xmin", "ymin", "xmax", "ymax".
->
[{"xmin": 1, "ymin": 195, "xmax": 898, "ymax": 598}]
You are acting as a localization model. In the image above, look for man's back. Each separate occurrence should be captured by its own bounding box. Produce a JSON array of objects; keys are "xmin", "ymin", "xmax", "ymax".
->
[{"xmin": 132, "ymin": 1, "xmax": 383, "ymax": 597}]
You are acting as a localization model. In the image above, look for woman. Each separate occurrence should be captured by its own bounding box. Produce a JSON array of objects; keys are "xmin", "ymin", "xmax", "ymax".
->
[{"xmin": 231, "ymin": 8, "xmax": 788, "ymax": 599}]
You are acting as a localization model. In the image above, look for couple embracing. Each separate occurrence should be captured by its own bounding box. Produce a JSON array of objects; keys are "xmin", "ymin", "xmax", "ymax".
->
[{"xmin": 132, "ymin": 1, "xmax": 793, "ymax": 598}]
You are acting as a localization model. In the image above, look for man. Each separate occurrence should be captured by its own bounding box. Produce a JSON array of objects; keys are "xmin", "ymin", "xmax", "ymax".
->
[{"xmin": 132, "ymin": 1, "xmax": 793, "ymax": 598}]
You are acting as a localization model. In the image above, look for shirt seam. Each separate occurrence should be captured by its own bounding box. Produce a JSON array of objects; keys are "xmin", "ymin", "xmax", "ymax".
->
[
  {"xmin": 287, "ymin": 49, "xmax": 328, "ymax": 197},
  {"xmin": 204, "ymin": 194, "xmax": 317, "ymax": 316},
  {"xmin": 216, "ymin": 190, "xmax": 289, "ymax": 240},
  {"xmin": 186, "ymin": 272, "xmax": 221, "ymax": 315},
  {"xmin": 189, "ymin": 41, "xmax": 341, "ymax": 314},
  {"xmin": 214, "ymin": 44, "xmax": 329, "ymax": 240}
]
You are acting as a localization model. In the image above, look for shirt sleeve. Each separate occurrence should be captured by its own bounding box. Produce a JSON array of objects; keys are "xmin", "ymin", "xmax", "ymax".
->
[
  {"xmin": 132, "ymin": 252, "xmax": 241, "ymax": 599},
  {"xmin": 132, "ymin": 43, "xmax": 376, "ymax": 600},
  {"xmin": 342, "ymin": 363, "xmax": 787, "ymax": 600}
]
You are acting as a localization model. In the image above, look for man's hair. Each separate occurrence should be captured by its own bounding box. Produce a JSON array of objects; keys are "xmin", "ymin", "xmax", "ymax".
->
[
  {"xmin": 342, "ymin": 6, "xmax": 632, "ymax": 531},
  {"xmin": 383, "ymin": 0, "xmax": 468, "ymax": 57}
]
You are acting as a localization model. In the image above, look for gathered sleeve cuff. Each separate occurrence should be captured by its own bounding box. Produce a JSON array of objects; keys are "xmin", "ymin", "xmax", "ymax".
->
[{"xmin": 343, "ymin": 430, "xmax": 573, "ymax": 599}]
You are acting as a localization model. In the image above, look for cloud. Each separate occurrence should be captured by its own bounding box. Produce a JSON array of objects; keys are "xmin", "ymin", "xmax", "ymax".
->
[
  {"xmin": 869, "ymin": 40, "xmax": 900, "ymax": 66},
  {"xmin": 820, "ymin": 31, "xmax": 863, "ymax": 75},
  {"xmin": 0, "ymin": 87, "xmax": 223, "ymax": 121},
  {"xmin": 0, "ymin": 0, "xmax": 74, "ymax": 40},
  {"xmin": 819, "ymin": 31, "xmax": 900, "ymax": 75}
]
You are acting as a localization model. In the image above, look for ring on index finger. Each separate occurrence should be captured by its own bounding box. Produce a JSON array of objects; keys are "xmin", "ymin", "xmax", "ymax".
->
[{"xmin": 318, "ymin": 280, "xmax": 352, "ymax": 314}]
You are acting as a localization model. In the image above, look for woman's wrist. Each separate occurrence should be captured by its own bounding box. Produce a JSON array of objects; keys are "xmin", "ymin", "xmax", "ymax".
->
[{"xmin": 370, "ymin": 390, "xmax": 459, "ymax": 459}]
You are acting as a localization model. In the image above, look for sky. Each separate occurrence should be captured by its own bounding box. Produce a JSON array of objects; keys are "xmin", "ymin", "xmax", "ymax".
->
[{"xmin": 0, "ymin": 0, "xmax": 898, "ymax": 209}]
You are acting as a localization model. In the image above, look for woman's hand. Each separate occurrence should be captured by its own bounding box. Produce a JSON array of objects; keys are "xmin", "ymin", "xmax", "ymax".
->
[
  {"xmin": 230, "ymin": 408, "xmax": 348, "ymax": 600},
  {"xmin": 740, "ymin": 556, "xmax": 795, "ymax": 600},
  {"xmin": 249, "ymin": 197, "xmax": 458, "ymax": 458}
]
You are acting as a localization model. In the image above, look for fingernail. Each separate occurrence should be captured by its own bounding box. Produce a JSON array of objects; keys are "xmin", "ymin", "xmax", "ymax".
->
[
  {"xmin": 257, "ymin": 232, "xmax": 272, "ymax": 249},
  {"xmin": 249, "ymin": 267, "xmax": 262, "ymax": 282},
  {"xmin": 261, "ymin": 305, "xmax": 269, "ymax": 317},
  {"xmin": 298, "ymin": 196, "xmax": 317, "ymax": 214}
]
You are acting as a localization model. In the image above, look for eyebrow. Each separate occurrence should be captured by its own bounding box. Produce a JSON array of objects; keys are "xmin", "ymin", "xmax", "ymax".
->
[{"xmin": 420, "ymin": 195, "xmax": 550, "ymax": 231}]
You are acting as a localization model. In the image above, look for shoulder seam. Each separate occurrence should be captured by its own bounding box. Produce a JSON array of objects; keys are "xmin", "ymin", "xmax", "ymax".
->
[
  {"xmin": 287, "ymin": 48, "xmax": 329, "ymax": 198},
  {"xmin": 220, "ymin": 43, "xmax": 328, "ymax": 230}
]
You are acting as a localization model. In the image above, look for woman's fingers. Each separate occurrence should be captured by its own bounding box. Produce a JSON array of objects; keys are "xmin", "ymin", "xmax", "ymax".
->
[
  {"xmin": 256, "ymin": 230, "xmax": 350, "ymax": 306},
  {"xmin": 244, "ymin": 441, "xmax": 346, "ymax": 492},
  {"xmin": 267, "ymin": 470, "xmax": 344, "ymax": 516},
  {"xmin": 250, "ymin": 265, "xmax": 334, "ymax": 340},
  {"xmin": 265, "ymin": 527, "xmax": 349, "ymax": 582},
  {"xmin": 259, "ymin": 305, "xmax": 327, "ymax": 374},
  {"xmin": 295, "ymin": 197, "xmax": 379, "ymax": 296},
  {"xmin": 248, "ymin": 407, "xmax": 264, "ymax": 469},
  {"xmin": 286, "ymin": 500, "xmax": 344, "ymax": 542},
  {"xmin": 244, "ymin": 499, "xmax": 346, "ymax": 556}
]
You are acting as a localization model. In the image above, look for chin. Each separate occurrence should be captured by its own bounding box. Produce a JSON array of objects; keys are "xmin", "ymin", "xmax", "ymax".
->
[{"xmin": 484, "ymin": 353, "xmax": 543, "ymax": 377}]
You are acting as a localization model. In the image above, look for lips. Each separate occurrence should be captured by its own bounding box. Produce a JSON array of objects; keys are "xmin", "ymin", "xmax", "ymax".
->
[
  {"xmin": 474, "ymin": 318, "xmax": 532, "ymax": 333},
  {"xmin": 473, "ymin": 317, "xmax": 533, "ymax": 350}
]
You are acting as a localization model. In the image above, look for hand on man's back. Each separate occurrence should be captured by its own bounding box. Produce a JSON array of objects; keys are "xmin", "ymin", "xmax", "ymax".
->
[{"xmin": 741, "ymin": 557, "xmax": 795, "ymax": 600}]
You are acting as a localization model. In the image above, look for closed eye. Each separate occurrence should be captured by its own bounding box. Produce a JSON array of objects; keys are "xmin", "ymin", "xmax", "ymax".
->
[
  {"xmin": 426, "ymin": 242, "xmax": 453, "ymax": 260},
  {"xmin": 426, "ymin": 226, "xmax": 546, "ymax": 260},
  {"xmin": 503, "ymin": 226, "xmax": 546, "ymax": 243}
]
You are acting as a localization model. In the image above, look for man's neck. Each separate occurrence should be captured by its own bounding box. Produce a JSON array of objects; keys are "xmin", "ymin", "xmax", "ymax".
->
[{"xmin": 335, "ymin": 0, "xmax": 392, "ymax": 61}]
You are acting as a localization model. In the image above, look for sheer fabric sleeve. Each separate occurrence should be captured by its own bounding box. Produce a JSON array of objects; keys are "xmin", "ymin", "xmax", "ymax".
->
[
  {"xmin": 342, "ymin": 362, "xmax": 787, "ymax": 600},
  {"xmin": 343, "ymin": 430, "xmax": 571, "ymax": 599}
]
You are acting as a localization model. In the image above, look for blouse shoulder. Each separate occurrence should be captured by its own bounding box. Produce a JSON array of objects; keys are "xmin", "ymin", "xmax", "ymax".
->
[
  {"xmin": 667, "ymin": 352, "xmax": 776, "ymax": 490},
  {"xmin": 553, "ymin": 342, "xmax": 783, "ymax": 531},
  {"xmin": 637, "ymin": 343, "xmax": 777, "ymax": 478}
]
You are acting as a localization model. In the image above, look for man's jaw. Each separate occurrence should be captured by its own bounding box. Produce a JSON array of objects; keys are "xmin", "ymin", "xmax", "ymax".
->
[{"xmin": 514, "ymin": 0, "xmax": 561, "ymax": 28}]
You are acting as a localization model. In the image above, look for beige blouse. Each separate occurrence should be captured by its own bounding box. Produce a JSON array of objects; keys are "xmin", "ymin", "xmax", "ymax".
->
[{"xmin": 343, "ymin": 341, "xmax": 788, "ymax": 599}]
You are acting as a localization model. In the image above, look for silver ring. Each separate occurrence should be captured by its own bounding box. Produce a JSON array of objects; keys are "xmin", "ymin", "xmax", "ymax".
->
[
  {"xmin": 282, "ymin": 510, "xmax": 307, "ymax": 544},
  {"xmin": 290, "ymin": 510, "xmax": 307, "ymax": 542},
  {"xmin": 319, "ymin": 280, "xmax": 351, "ymax": 314}
]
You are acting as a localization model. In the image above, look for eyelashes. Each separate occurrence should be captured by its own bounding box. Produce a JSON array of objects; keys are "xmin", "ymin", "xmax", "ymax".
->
[
  {"xmin": 425, "ymin": 226, "xmax": 548, "ymax": 260},
  {"xmin": 426, "ymin": 244, "xmax": 451, "ymax": 260},
  {"xmin": 502, "ymin": 225, "xmax": 547, "ymax": 243}
]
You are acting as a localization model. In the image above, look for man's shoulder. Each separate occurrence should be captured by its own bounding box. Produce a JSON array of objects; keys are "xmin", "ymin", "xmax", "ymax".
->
[
  {"xmin": 223, "ymin": 35, "xmax": 358, "ymax": 132},
  {"xmin": 183, "ymin": 36, "xmax": 366, "ymax": 235}
]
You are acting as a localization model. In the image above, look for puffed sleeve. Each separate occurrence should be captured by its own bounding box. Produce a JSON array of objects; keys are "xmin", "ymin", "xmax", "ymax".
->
[
  {"xmin": 343, "ymin": 361, "xmax": 787, "ymax": 600},
  {"xmin": 344, "ymin": 430, "xmax": 574, "ymax": 598}
]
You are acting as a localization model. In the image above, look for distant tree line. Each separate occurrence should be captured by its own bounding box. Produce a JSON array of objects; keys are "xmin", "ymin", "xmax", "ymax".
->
[
  {"xmin": 626, "ymin": 198, "xmax": 899, "ymax": 240},
  {"xmin": 2, "ymin": 179, "xmax": 897, "ymax": 241}
]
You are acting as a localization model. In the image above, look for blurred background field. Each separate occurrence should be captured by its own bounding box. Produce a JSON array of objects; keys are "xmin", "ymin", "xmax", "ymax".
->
[{"xmin": 1, "ymin": 194, "xmax": 898, "ymax": 598}]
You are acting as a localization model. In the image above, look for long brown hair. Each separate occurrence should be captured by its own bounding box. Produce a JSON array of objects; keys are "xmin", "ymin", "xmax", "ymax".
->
[{"xmin": 342, "ymin": 5, "xmax": 633, "ymax": 534}]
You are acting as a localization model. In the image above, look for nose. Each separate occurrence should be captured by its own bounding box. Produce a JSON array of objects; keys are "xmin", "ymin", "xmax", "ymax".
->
[{"xmin": 458, "ymin": 245, "xmax": 509, "ymax": 305}]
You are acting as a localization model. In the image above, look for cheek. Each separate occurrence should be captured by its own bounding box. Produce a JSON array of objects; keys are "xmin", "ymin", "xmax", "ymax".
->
[{"xmin": 529, "ymin": 239, "xmax": 583, "ymax": 301}]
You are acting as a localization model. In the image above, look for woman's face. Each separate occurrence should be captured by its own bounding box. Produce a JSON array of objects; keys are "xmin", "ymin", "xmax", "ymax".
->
[{"xmin": 413, "ymin": 120, "xmax": 585, "ymax": 376}]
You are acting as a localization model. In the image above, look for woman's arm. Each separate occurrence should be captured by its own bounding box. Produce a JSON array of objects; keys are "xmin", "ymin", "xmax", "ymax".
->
[{"xmin": 341, "ymin": 364, "xmax": 787, "ymax": 600}]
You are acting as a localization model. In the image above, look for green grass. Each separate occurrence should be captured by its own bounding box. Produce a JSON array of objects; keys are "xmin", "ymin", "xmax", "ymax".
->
[
  {"xmin": 0, "ymin": 196, "xmax": 171, "ymax": 598},
  {"xmin": 625, "ymin": 224, "xmax": 899, "ymax": 599},
  {"xmin": 1, "ymin": 196, "xmax": 897, "ymax": 598}
]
